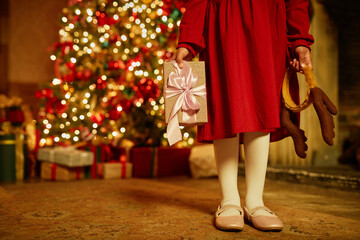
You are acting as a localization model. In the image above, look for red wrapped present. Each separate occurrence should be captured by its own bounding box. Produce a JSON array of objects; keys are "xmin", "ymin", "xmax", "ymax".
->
[
  {"xmin": 40, "ymin": 162, "xmax": 84, "ymax": 181},
  {"xmin": 80, "ymin": 143, "xmax": 112, "ymax": 179},
  {"xmin": 130, "ymin": 147, "xmax": 191, "ymax": 178}
]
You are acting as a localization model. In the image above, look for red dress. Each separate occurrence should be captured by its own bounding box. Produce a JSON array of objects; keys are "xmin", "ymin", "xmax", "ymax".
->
[{"xmin": 176, "ymin": 0, "xmax": 314, "ymax": 143}]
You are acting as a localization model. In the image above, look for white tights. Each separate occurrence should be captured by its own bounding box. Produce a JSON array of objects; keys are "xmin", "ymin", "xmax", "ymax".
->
[{"xmin": 213, "ymin": 131, "xmax": 272, "ymax": 217}]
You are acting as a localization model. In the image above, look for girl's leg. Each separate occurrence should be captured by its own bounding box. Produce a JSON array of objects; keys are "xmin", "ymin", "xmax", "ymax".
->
[
  {"xmin": 243, "ymin": 131, "xmax": 273, "ymax": 216},
  {"xmin": 213, "ymin": 134, "xmax": 241, "ymax": 216}
]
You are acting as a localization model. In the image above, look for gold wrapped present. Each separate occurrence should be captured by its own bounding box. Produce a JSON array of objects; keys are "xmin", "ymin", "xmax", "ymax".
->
[
  {"xmin": 163, "ymin": 60, "xmax": 207, "ymax": 145},
  {"xmin": 102, "ymin": 162, "xmax": 132, "ymax": 179},
  {"xmin": 41, "ymin": 162, "xmax": 84, "ymax": 181}
]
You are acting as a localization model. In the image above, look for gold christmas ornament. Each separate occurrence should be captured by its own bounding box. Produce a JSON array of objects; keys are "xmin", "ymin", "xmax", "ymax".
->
[{"xmin": 282, "ymin": 66, "xmax": 317, "ymax": 113}]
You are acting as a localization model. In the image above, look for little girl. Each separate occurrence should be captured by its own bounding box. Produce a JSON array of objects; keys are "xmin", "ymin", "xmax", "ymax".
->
[{"xmin": 170, "ymin": 0, "xmax": 314, "ymax": 231}]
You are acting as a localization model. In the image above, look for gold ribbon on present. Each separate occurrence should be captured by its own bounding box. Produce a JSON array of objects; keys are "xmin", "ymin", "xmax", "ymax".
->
[{"xmin": 15, "ymin": 133, "xmax": 25, "ymax": 181}]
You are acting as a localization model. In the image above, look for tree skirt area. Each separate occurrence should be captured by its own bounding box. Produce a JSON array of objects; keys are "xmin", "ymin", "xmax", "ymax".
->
[{"xmin": 0, "ymin": 176, "xmax": 360, "ymax": 240}]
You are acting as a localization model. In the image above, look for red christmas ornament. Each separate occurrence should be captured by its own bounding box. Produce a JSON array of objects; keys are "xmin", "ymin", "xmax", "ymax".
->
[
  {"xmin": 159, "ymin": 23, "xmax": 168, "ymax": 33},
  {"xmin": 120, "ymin": 99, "xmax": 133, "ymax": 114},
  {"xmin": 76, "ymin": 69, "xmax": 92, "ymax": 81},
  {"xmin": 62, "ymin": 62, "xmax": 76, "ymax": 83},
  {"xmin": 109, "ymin": 108, "xmax": 121, "ymax": 120},
  {"xmin": 36, "ymin": 88, "xmax": 54, "ymax": 99},
  {"xmin": 90, "ymin": 112, "xmax": 105, "ymax": 124},
  {"xmin": 45, "ymin": 100, "xmax": 55, "ymax": 114},
  {"xmin": 108, "ymin": 60, "xmax": 125, "ymax": 70},
  {"xmin": 134, "ymin": 78, "xmax": 161, "ymax": 102},
  {"xmin": 96, "ymin": 77, "xmax": 106, "ymax": 89},
  {"xmin": 55, "ymin": 100, "xmax": 68, "ymax": 115},
  {"xmin": 96, "ymin": 11, "xmax": 118, "ymax": 26}
]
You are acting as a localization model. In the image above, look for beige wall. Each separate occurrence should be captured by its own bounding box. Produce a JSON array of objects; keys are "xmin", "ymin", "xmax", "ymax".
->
[
  {"xmin": 8, "ymin": 0, "xmax": 67, "ymax": 84},
  {"xmin": 269, "ymin": 0, "xmax": 339, "ymax": 167}
]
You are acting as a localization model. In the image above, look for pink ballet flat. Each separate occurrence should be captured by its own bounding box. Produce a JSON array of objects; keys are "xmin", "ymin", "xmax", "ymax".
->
[
  {"xmin": 243, "ymin": 205, "xmax": 283, "ymax": 231},
  {"xmin": 214, "ymin": 204, "xmax": 244, "ymax": 231}
]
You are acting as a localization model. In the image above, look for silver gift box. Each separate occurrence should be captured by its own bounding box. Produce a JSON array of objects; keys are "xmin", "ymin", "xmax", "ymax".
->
[
  {"xmin": 54, "ymin": 149, "xmax": 94, "ymax": 167},
  {"xmin": 37, "ymin": 148, "xmax": 56, "ymax": 163},
  {"xmin": 37, "ymin": 147, "xmax": 94, "ymax": 167}
]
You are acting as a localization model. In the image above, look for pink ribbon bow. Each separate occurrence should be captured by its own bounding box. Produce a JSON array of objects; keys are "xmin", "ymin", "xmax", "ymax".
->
[{"xmin": 165, "ymin": 60, "xmax": 206, "ymax": 146}]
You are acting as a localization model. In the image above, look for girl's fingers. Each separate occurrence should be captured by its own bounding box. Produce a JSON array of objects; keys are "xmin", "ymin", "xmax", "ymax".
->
[{"xmin": 176, "ymin": 54, "xmax": 184, "ymax": 69}]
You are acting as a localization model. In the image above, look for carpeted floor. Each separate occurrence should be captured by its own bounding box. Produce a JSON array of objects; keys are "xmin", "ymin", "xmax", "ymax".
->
[{"xmin": 1, "ymin": 176, "xmax": 360, "ymax": 240}]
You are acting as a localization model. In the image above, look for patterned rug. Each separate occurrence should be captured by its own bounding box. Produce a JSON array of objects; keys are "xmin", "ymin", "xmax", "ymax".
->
[{"xmin": 1, "ymin": 176, "xmax": 360, "ymax": 239}]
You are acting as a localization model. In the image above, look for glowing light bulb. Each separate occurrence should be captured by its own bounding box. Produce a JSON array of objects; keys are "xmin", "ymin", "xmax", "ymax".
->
[
  {"xmin": 52, "ymin": 78, "xmax": 61, "ymax": 85},
  {"xmin": 87, "ymin": 9, "xmax": 93, "ymax": 16}
]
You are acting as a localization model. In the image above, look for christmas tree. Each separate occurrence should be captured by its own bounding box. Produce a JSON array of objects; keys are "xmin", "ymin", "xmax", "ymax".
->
[{"xmin": 36, "ymin": 0, "xmax": 196, "ymax": 147}]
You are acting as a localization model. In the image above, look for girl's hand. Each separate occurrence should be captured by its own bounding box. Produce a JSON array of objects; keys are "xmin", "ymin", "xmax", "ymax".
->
[
  {"xmin": 290, "ymin": 46, "xmax": 312, "ymax": 74},
  {"xmin": 169, "ymin": 47, "xmax": 194, "ymax": 69}
]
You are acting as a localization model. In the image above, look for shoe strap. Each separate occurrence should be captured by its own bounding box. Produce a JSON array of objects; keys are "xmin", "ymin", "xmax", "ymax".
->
[
  {"xmin": 216, "ymin": 204, "xmax": 243, "ymax": 216},
  {"xmin": 247, "ymin": 206, "xmax": 274, "ymax": 216}
]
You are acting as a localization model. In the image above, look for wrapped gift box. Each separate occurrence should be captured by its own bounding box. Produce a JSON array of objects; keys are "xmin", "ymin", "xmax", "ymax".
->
[
  {"xmin": 54, "ymin": 149, "xmax": 93, "ymax": 167},
  {"xmin": 189, "ymin": 144, "xmax": 218, "ymax": 178},
  {"xmin": 80, "ymin": 144, "xmax": 113, "ymax": 179},
  {"xmin": 0, "ymin": 133, "xmax": 28, "ymax": 182},
  {"xmin": 130, "ymin": 147, "xmax": 191, "ymax": 178},
  {"xmin": 99, "ymin": 162, "xmax": 132, "ymax": 179},
  {"xmin": 0, "ymin": 134, "xmax": 16, "ymax": 182},
  {"xmin": 40, "ymin": 162, "xmax": 84, "ymax": 181},
  {"xmin": 37, "ymin": 147, "xmax": 56, "ymax": 163},
  {"xmin": 163, "ymin": 60, "xmax": 207, "ymax": 126},
  {"xmin": 37, "ymin": 147, "xmax": 94, "ymax": 167}
]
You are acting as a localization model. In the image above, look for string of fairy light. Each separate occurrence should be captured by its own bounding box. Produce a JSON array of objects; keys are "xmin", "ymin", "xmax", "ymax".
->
[{"xmin": 39, "ymin": 0, "xmax": 195, "ymax": 147}]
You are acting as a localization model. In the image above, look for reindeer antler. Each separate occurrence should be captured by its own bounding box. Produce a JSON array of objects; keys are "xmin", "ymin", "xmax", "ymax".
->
[{"xmin": 281, "ymin": 66, "xmax": 337, "ymax": 158}]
